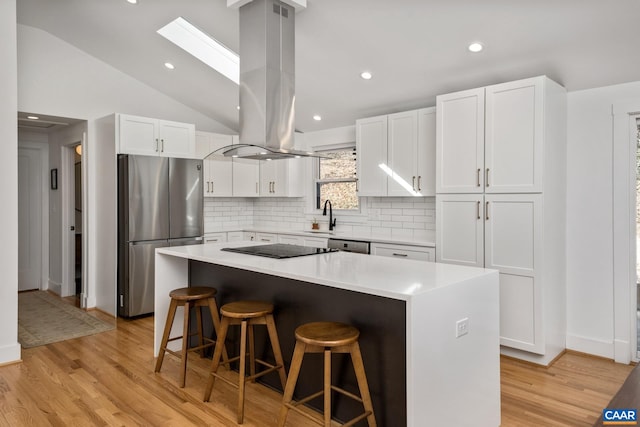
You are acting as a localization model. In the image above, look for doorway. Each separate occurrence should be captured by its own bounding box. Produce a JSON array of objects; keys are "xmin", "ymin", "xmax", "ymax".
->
[{"xmin": 17, "ymin": 144, "xmax": 48, "ymax": 291}]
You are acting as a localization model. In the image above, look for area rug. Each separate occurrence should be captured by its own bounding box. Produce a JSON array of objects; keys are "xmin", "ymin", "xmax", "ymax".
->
[{"xmin": 18, "ymin": 291, "xmax": 114, "ymax": 348}]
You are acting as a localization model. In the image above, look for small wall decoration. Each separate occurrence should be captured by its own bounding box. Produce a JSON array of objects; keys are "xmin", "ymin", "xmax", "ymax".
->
[{"xmin": 50, "ymin": 168, "xmax": 58, "ymax": 190}]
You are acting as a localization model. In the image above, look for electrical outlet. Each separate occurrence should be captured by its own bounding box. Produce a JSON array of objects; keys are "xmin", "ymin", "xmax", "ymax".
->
[{"xmin": 456, "ymin": 317, "xmax": 469, "ymax": 338}]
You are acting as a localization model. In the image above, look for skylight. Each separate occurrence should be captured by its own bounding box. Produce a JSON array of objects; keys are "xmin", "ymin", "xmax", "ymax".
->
[{"xmin": 157, "ymin": 17, "xmax": 239, "ymax": 85}]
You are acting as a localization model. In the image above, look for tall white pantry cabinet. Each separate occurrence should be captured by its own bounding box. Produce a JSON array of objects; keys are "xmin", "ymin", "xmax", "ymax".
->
[{"xmin": 435, "ymin": 76, "xmax": 567, "ymax": 365}]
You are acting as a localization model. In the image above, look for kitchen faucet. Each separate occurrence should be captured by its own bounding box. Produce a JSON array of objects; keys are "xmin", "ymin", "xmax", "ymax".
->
[{"xmin": 322, "ymin": 199, "xmax": 337, "ymax": 231}]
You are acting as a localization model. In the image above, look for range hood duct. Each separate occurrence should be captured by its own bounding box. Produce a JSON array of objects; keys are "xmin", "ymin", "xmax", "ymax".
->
[{"xmin": 216, "ymin": 0, "xmax": 321, "ymax": 160}]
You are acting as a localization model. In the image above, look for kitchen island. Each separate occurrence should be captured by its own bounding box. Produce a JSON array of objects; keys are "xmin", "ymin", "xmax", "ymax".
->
[{"xmin": 155, "ymin": 242, "xmax": 500, "ymax": 426}]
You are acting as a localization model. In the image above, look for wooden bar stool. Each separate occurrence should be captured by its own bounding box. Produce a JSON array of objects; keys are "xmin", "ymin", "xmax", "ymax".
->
[
  {"xmin": 203, "ymin": 300, "xmax": 287, "ymax": 424},
  {"xmin": 154, "ymin": 286, "xmax": 227, "ymax": 388},
  {"xmin": 278, "ymin": 321, "xmax": 377, "ymax": 427}
]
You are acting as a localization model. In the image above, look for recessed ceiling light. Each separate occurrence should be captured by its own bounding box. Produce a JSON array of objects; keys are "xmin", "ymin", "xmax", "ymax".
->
[
  {"xmin": 164, "ymin": 62, "xmax": 175, "ymax": 70},
  {"xmin": 27, "ymin": 116, "xmax": 39, "ymax": 120},
  {"xmin": 158, "ymin": 17, "xmax": 239, "ymax": 84},
  {"xmin": 468, "ymin": 42, "xmax": 484, "ymax": 53},
  {"xmin": 126, "ymin": 0, "xmax": 137, "ymax": 4},
  {"xmin": 313, "ymin": 115, "xmax": 322, "ymax": 121},
  {"xmin": 360, "ymin": 71, "xmax": 372, "ymax": 80}
]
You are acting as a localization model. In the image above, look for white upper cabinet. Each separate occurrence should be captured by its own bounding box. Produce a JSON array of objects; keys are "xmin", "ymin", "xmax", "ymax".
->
[
  {"xmin": 356, "ymin": 115, "xmax": 388, "ymax": 196},
  {"xmin": 357, "ymin": 107, "xmax": 436, "ymax": 197},
  {"xmin": 196, "ymin": 131, "xmax": 232, "ymax": 197},
  {"xmin": 436, "ymin": 88, "xmax": 485, "ymax": 193},
  {"xmin": 231, "ymin": 135, "xmax": 260, "ymax": 197},
  {"xmin": 485, "ymin": 78, "xmax": 543, "ymax": 193},
  {"xmin": 260, "ymin": 158, "xmax": 303, "ymax": 197},
  {"xmin": 417, "ymin": 107, "xmax": 437, "ymax": 196},
  {"xmin": 436, "ymin": 76, "xmax": 546, "ymax": 194},
  {"xmin": 387, "ymin": 110, "xmax": 418, "ymax": 196},
  {"xmin": 117, "ymin": 114, "xmax": 195, "ymax": 158}
]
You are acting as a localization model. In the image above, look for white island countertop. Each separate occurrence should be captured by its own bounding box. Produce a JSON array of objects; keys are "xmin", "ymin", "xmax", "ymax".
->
[{"xmin": 157, "ymin": 241, "xmax": 490, "ymax": 301}]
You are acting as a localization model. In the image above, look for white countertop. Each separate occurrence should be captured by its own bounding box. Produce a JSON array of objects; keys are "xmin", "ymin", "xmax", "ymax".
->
[
  {"xmin": 157, "ymin": 241, "xmax": 492, "ymax": 301},
  {"xmin": 206, "ymin": 226, "xmax": 436, "ymax": 247}
]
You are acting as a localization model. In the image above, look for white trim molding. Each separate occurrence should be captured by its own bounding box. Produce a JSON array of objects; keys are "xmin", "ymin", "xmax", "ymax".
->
[{"xmin": 612, "ymin": 99, "xmax": 640, "ymax": 364}]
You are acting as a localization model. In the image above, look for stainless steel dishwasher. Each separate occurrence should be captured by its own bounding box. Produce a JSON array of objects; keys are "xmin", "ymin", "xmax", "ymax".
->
[{"xmin": 327, "ymin": 238, "xmax": 370, "ymax": 254}]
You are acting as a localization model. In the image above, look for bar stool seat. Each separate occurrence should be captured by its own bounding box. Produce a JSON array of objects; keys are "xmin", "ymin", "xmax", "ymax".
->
[
  {"xmin": 154, "ymin": 286, "xmax": 227, "ymax": 388},
  {"xmin": 278, "ymin": 321, "xmax": 377, "ymax": 427},
  {"xmin": 204, "ymin": 300, "xmax": 287, "ymax": 424}
]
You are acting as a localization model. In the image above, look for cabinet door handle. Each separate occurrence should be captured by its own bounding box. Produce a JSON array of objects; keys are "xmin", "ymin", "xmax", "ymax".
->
[
  {"xmin": 476, "ymin": 201, "xmax": 480, "ymax": 220},
  {"xmin": 211, "ymin": 181, "xmax": 214, "ymax": 193},
  {"xmin": 161, "ymin": 139, "xmax": 165, "ymax": 152},
  {"xmin": 485, "ymin": 201, "xmax": 489, "ymax": 220},
  {"xmin": 155, "ymin": 138, "xmax": 159, "ymax": 152},
  {"xmin": 260, "ymin": 238, "xmax": 270, "ymax": 242},
  {"xmin": 417, "ymin": 176, "xmax": 422, "ymax": 191},
  {"xmin": 486, "ymin": 168, "xmax": 489, "ymax": 187},
  {"xmin": 392, "ymin": 253, "xmax": 408, "ymax": 257},
  {"xmin": 477, "ymin": 168, "xmax": 481, "ymax": 187},
  {"xmin": 412, "ymin": 176, "xmax": 416, "ymax": 191}
]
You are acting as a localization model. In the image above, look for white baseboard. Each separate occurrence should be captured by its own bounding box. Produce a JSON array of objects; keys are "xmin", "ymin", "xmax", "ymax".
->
[
  {"xmin": 0, "ymin": 342, "xmax": 21, "ymax": 364},
  {"xmin": 47, "ymin": 279, "xmax": 62, "ymax": 296},
  {"xmin": 566, "ymin": 333, "xmax": 614, "ymax": 359},
  {"xmin": 614, "ymin": 339, "xmax": 631, "ymax": 364}
]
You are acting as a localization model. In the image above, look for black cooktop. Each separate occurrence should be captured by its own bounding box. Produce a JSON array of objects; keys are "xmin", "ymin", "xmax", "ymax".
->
[{"xmin": 221, "ymin": 244, "xmax": 337, "ymax": 259}]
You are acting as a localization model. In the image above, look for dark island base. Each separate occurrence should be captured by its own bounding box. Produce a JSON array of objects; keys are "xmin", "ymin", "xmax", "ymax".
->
[{"xmin": 189, "ymin": 260, "xmax": 407, "ymax": 427}]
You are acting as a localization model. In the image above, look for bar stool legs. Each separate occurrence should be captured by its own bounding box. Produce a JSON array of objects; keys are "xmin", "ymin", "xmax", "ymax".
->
[
  {"xmin": 278, "ymin": 322, "xmax": 377, "ymax": 427},
  {"xmin": 204, "ymin": 301, "xmax": 287, "ymax": 425},
  {"xmin": 155, "ymin": 287, "xmax": 228, "ymax": 388}
]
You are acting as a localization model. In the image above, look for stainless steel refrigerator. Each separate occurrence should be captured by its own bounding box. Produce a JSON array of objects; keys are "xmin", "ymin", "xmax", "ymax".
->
[{"xmin": 117, "ymin": 155, "xmax": 203, "ymax": 317}]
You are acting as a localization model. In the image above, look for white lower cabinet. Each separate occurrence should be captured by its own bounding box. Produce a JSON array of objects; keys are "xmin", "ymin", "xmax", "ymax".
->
[
  {"xmin": 370, "ymin": 243, "xmax": 435, "ymax": 262},
  {"xmin": 227, "ymin": 231, "xmax": 244, "ymax": 242},
  {"xmin": 255, "ymin": 233, "xmax": 277, "ymax": 243},
  {"xmin": 436, "ymin": 193, "xmax": 545, "ymax": 354},
  {"xmin": 300, "ymin": 236, "xmax": 328, "ymax": 248},
  {"xmin": 277, "ymin": 234, "xmax": 301, "ymax": 245},
  {"xmin": 204, "ymin": 232, "xmax": 228, "ymax": 244},
  {"xmin": 277, "ymin": 234, "xmax": 328, "ymax": 248}
]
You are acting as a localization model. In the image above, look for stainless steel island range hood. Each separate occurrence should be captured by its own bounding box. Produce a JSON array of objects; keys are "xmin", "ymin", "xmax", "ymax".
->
[{"xmin": 217, "ymin": 0, "xmax": 321, "ymax": 160}]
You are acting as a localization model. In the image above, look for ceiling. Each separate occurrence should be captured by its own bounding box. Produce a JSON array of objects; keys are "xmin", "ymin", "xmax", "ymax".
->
[{"xmin": 16, "ymin": 0, "xmax": 640, "ymax": 133}]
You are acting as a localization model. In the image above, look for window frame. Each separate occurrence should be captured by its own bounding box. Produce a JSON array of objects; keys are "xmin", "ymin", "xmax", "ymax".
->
[{"xmin": 311, "ymin": 143, "xmax": 364, "ymax": 216}]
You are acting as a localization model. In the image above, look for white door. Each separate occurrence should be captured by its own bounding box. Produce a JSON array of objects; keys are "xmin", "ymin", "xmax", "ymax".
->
[
  {"xmin": 118, "ymin": 114, "xmax": 158, "ymax": 155},
  {"xmin": 436, "ymin": 88, "xmax": 485, "ymax": 193},
  {"xmin": 485, "ymin": 77, "xmax": 543, "ymax": 193},
  {"xmin": 387, "ymin": 110, "xmax": 418, "ymax": 196},
  {"xmin": 18, "ymin": 147, "xmax": 43, "ymax": 291},
  {"xmin": 158, "ymin": 120, "xmax": 195, "ymax": 158},
  {"xmin": 356, "ymin": 115, "xmax": 388, "ymax": 196},
  {"xmin": 417, "ymin": 107, "xmax": 436, "ymax": 196},
  {"xmin": 484, "ymin": 193, "xmax": 543, "ymax": 353},
  {"xmin": 209, "ymin": 134, "xmax": 233, "ymax": 196},
  {"xmin": 435, "ymin": 194, "xmax": 484, "ymax": 267},
  {"xmin": 260, "ymin": 160, "xmax": 277, "ymax": 196}
]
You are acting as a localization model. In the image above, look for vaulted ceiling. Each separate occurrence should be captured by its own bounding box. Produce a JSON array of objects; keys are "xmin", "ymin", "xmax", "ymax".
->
[{"xmin": 16, "ymin": 0, "xmax": 640, "ymax": 133}]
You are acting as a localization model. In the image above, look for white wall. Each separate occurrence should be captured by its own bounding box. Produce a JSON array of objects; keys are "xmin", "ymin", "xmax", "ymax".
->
[
  {"xmin": 566, "ymin": 81, "xmax": 640, "ymax": 358},
  {"xmin": 0, "ymin": 0, "xmax": 22, "ymax": 363}
]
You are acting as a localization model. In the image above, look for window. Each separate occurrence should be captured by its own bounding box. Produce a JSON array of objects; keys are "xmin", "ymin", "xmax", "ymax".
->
[{"xmin": 316, "ymin": 146, "xmax": 358, "ymax": 210}]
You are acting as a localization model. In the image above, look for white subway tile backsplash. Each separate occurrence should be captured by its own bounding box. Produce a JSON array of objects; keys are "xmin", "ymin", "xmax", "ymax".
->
[{"xmin": 204, "ymin": 195, "xmax": 435, "ymax": 240}]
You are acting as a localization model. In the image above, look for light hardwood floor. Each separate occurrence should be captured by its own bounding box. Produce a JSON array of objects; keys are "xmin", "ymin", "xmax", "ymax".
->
[{"xmin": 2, "ymin": 308, "xmax": 634, "ymax": 426}]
